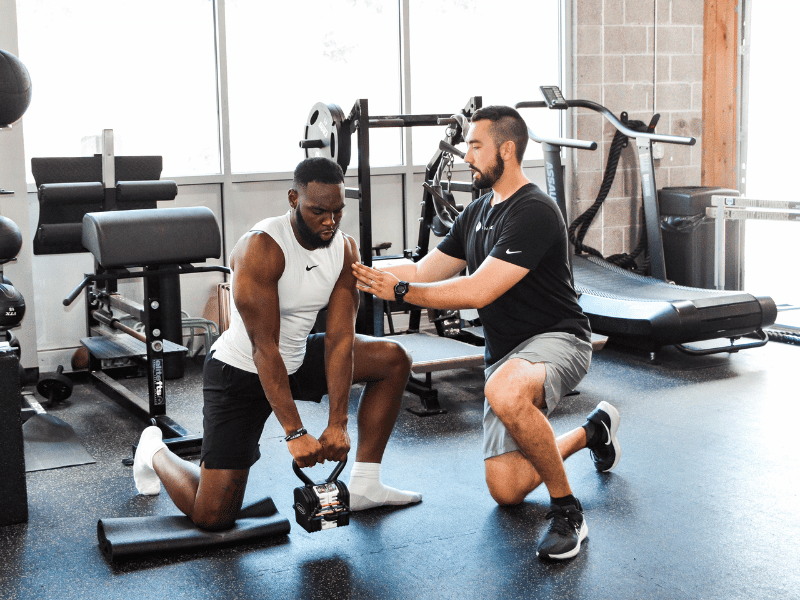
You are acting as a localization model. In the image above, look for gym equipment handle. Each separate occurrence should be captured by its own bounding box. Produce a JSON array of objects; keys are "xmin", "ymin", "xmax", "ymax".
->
[
  {"xmin": 63, "ymin": 275, "xmax": 94, "ymax": 306},
  {"xmin": 675, "ymin": 329, "xmax": 770, "ymax": 356},
  {"xmin": 63, "ymin": 265, "xmax": 232, "ymax": 306},
  {"xmin": 368, "ymin": 114, "xmax": 458, "ymax": 128},
  {"xmin": 292, "ymin": 458, "xmax": 347, "ymax": 487},
  {"xmin": 526, "ymin": 127, "xmax": 597, "ymax": 151},
  {"xmin": 299, "ymin": 139, "xmax": 326, "ymax": 149},
  {"xmin": 514, "ymin": 101, "xmax": 548, "ymax": 109},
  {"xmin": 515, "ymin": 98, "xmax": 695, "ymax": 146},
  {"xmin": 438, "ymin": 140, "xmax": 466, "ymax": 159}
]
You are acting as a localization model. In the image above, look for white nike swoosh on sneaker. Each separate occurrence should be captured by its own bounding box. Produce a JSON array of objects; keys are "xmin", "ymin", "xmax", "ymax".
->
[
  {"xmin": 602, "ymin": 421, "xmax": 612, "ymax": 445},
  {"xmin": 506, "ymin": 249, "xmax": 521, "ymax": 254}
]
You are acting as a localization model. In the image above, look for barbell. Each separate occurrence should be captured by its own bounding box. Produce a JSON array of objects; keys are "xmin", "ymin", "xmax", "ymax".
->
[{"xmin": 299, "ymin": 101, "xmax": 465, "ymax": 173}]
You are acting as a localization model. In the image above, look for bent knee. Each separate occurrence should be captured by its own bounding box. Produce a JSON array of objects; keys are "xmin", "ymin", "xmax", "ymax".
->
[
  {"xmin": 485, "ymin": 454, "xmax": 531, "ymax": 506},
  {"xmin": 484, "ymin": 389, "xmax": 529, "ymax": 420},
  {"xmin": 191, "ymin": 501, "xmax": 239, "ymax": 531},
  {"xmin": 191, "ymin": 510, "xmax": 237, "ymax": 531},
  {"xmin": 485, "ymin": 360, "xmax": 547, "ymax": 414},
  {"xmin": 486, "ymin": 477, "xmax": 527, "ymax": 506},
  {"xmin": 380, "ymin": 339, "xmax": 413, "ymax": 375}
]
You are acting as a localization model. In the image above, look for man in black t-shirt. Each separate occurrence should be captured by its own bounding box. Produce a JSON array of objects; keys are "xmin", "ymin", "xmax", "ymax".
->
[{"xmin": 352, "ymin": 106, "xmax": 622, "ymax": 561}]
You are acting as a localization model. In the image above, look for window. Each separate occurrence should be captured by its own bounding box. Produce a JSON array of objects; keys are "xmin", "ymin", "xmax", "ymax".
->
[
  {"xmin": 742, "ymin": 3, "xmax": 800, "ymax": 303},
  {"xmin": 16, "ymin": 0, "xmax": 562, "ymax": 178},
  {"xmin": 225, "ymin": 0, "xmax": 403, "ymax": 173},
  {"xmin": 408, "ymin": 0, "xmax": 561, "ymax": 165},
  {"xmin": 16, "ymin": 0, "xmax": 220, "ymax": 179}
]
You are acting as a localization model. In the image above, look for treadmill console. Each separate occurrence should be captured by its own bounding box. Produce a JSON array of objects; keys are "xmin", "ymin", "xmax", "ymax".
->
[{"xmin": 540, "ymin": 86, "xmax": 568, "ymax": 109}]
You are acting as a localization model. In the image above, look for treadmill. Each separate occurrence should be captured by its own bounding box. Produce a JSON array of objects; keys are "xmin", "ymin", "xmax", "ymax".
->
[{"xmin": 515, "ymin": 87, "xmax": 776, "ymax": 357}]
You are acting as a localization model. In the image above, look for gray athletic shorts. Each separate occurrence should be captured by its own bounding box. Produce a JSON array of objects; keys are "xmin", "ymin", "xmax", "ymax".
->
[{"xmin": 482, "ymin": 332, "xmax": 592, "ymax": 460}]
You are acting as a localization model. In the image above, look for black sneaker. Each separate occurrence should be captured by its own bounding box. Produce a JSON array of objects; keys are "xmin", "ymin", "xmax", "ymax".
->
[
  {"xmin": 536, "ymin": 500, "xmax": 588, "ymax": 561},
  {"xmin": 585, "ymin": 401, "xmax": 621, "ymax": 472}
]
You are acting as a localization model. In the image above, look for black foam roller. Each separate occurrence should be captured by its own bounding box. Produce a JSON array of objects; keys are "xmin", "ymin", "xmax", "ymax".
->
[
  {"xmin": 38, "ymin": 182, "xmax": 105, "ymax": 204},
  {"xmin": 116, "ymin": 180, "xmax": 178, "ymax": 203},
  {"xmin": 96, "ymin": 496, "xmax": 290, "ymax": 561}
]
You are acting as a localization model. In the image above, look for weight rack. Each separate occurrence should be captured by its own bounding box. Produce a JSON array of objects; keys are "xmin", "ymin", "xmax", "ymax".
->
[
  {"xmin": 301, "ymin": 98, "xmax": 487, "ymax": 415},
  {"xmin": 301, "ymin": 97, "xmax": 483, "ymax": 335}
]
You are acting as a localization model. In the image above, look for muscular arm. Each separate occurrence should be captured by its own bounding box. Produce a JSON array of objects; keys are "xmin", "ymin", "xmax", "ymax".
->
[
  {"xmin": 317, "ymin": 234, "xmax": 360, "ymax": 462},
  {"xmin": 381, "ymin": 248, "xmax": 466, "ymax": 284},
  {"xmin": 231, "ymin": 232, "xmax": 322, "ymax": 466},
  {"xmin": 353, "ymin": 254, "xmax": 529, "ymax": 310}
]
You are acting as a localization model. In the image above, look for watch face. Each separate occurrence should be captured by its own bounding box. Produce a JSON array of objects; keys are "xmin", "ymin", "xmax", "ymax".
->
[{"xmin": 394, "ymin": 281, "xmax": 409, "ymax": 295}]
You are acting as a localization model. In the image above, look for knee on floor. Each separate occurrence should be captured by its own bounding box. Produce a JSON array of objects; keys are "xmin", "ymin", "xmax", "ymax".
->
[
  {"xmin": 191, "ymin": 505, "xmax": 237, "ymax": 532},
  {"xmin": 486, "ymin": 478, "xmax": 527, "ymax": 506}
]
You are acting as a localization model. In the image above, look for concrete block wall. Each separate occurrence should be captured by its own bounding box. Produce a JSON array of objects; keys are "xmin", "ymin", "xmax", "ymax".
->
[{"xmin": 571, "ymin": 0, "xmax": 704, "ymax": 258}]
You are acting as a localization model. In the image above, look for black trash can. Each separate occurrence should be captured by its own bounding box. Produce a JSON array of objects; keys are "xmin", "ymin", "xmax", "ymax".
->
[{"xmin": 659, "ymin": 186, "xmax": 744, "ymax": 290}]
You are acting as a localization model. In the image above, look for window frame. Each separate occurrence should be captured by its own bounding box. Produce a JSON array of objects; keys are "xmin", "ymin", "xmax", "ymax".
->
[{"xmin": 25, "ymin": 0, "xmax": 566, "ymax": 193}]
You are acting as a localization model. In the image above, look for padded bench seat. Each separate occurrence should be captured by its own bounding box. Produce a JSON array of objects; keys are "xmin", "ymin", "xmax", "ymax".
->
[{"xmin": 82, "ymin": 206, "xmax": 221, "ymax": 268}]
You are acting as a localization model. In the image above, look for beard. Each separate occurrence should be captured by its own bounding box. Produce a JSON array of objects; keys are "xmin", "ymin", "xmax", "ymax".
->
[
  {"xmin": 295, "ymin": 207, "xmax": 337, "ymax": 249},
  {"xmin": 471, "ymin": 150, "xmax": 505, "ymax": 190}
]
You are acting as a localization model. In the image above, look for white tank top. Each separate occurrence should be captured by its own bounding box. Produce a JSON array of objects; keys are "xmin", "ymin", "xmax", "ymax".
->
[{"xmin": 210, "ymin": 211, "xmax": 345, "ymax": 374}]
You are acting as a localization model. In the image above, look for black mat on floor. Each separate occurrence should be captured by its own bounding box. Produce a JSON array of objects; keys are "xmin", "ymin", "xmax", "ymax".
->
[
  {"xmin": 22, "ymin": 413, "xmax": 96, "ymax": 472},
  {"xmin": 97, "ymin": 496, "xmax": 290, "ymax": 561}
]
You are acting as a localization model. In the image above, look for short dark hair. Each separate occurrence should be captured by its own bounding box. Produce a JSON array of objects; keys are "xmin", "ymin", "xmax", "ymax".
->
[
  {"xmin": 471, "ymin": 105, "xmax": 528, "ymax": 163},
  {"xmin": 292, "ymin": 156, "xmax": 345, "ymax": 190}
]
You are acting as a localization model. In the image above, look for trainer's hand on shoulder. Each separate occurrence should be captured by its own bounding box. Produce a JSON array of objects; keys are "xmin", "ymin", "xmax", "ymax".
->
[
  {"xmin": 318, "ymin": 424, "xmax": 350, "ymax": 463},
  {"xmin": 352, "ymin": 261, "xmax": 398, "ymax": 301},
  {"xmin": 288, "ymin": 434, "xmax": 324, "ymax": 468}
]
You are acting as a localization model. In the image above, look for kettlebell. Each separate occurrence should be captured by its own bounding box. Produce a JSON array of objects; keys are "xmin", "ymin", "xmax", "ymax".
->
[{"xmin": 292, "ymin": 458, "xmax": 350, "ymax": 533}]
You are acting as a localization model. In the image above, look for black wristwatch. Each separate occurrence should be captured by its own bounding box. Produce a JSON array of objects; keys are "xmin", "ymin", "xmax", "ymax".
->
[{"xmin": 394, "ymin": 281, "xmax": 410, "ymax": 304}]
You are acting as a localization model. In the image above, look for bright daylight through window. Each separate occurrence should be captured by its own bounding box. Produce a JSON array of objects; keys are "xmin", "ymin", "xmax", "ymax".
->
[
  {"xmin": 16, "ymin": 1, "xmax": 562, "ymax": 179},
  {"xmin": 16, "ymin": 0, "xmax": 220, "ymax": 179},
  {"xmin": 226, "ymin": 0, "xmax": 402, "ymax": 173}
]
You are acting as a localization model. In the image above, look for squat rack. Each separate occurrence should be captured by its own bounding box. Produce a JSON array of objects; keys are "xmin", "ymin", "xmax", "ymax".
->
[
  {"xmin": 301, "ymin": 96, "xmax": 482, "ymax": 335},
  {"xmin": 300, "ymin": 97, "xmax": 487, "ymax": 415}
]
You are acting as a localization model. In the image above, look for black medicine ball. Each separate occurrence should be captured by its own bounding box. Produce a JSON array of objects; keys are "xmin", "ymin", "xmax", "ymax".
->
[
  {"xmin": 0, "ymin": 49, "xmax": 32, "ymax": 126},
  {"xmin": 0, "ymin": 215, "xmax": 23, "ymax": 261},
  {"xmin": 0, "ymin": 283, "xmax": 25, "ymax": 328}
]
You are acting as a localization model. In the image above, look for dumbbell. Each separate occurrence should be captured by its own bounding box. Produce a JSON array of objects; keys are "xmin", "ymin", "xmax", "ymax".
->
[
  {"xmin": 36, "ymin": 365, "xmax": 74, "ymax": 405},
  {"xmin": 292, "ymin": 458, "xmax": 350, "ymax": 533}
]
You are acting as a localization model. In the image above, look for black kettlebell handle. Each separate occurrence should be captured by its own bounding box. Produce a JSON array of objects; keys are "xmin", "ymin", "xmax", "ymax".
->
[{"xmin": 292, "ymin": 457, "xmax": 347, "ymax": 487}]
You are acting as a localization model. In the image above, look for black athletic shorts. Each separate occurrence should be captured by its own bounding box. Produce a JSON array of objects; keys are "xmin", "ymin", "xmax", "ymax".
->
[{"xmin": 200, "ymin": 333, "xmax": 328, "ymax": 470}]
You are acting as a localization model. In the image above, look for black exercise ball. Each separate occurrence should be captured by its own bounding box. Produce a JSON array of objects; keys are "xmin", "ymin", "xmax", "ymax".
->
[
  {"xmin": 0, "ymin": 49, "xmax": 32, "ymax": 126},
  {"xmin": 0, "ymin": 283, "xmax": 25, "ymax": 329},
  {"xmin": 0, "ymin": 216, "xmax": 22, "ymax": 261}
]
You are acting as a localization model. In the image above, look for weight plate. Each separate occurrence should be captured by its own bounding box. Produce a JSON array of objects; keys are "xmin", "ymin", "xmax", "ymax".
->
[
  {"xmin": 36, "ymin": 373, "xmax": 74, "ymax": 403},
  {"xmin": 301, "ymin": 102, "xmax": 351, "ymax": 172}
]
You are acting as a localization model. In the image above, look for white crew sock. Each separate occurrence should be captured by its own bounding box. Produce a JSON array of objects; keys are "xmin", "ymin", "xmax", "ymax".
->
[
  {"xmin": 347, "ymin": 462, "xmax": 422, "ymax": 511},
  {"xmin": 133, "ymin": 425, "xmax": 166, "ymax": 495}
]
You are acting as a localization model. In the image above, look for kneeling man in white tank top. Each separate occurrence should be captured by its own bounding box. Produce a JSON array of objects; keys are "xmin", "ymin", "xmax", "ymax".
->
[{"xmin": 132, "ymin": 157, "xmax": 420, "ymax": 530}]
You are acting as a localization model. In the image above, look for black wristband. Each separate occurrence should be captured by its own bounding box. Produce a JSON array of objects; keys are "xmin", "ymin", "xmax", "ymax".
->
[{"xmin": 285, "ymin": 427, "xmax": 307, "ymax": 442}]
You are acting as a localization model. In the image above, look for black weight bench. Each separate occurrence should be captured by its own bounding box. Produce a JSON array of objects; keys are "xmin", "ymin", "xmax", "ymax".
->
[
  {"xmin": 33, "ymin": 132, "xmax": 230, "ymax": 454},
  {"xmin": 64, "ymin": 206, "xmax": 229, "ymax": 454}
]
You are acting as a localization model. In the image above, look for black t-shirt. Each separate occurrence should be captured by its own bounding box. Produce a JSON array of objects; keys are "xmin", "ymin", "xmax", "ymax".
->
[{"xmin": 437, "ymin": 183, "xmax": 591, "ymax": 366}]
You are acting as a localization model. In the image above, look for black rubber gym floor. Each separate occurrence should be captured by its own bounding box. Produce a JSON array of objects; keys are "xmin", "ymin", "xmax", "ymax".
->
[{"xmin": 2, "ymin": 339, "xmax": 799, "ymax": 600}]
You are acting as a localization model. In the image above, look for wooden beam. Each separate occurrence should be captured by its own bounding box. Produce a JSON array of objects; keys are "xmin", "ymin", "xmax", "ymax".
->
[{"xmin": 701, "ymin": 0, "xmax": 738, "ymax": 189}]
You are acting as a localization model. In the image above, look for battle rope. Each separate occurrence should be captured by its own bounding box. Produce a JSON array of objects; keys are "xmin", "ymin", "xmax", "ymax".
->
[{"xmin": 568, "ymin": 112, "xmax": 657, "ymax": 275}]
